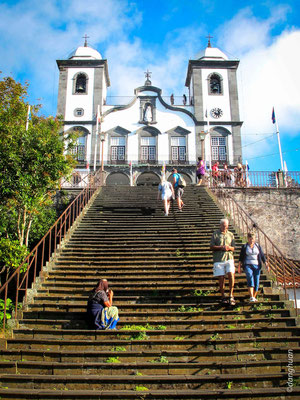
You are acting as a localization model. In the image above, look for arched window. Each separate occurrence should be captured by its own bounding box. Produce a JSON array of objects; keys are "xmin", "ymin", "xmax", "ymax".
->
[
  {"xmin": 209, "ymin": 73, "xmax": 222, "ymax": 95},
  {"xmin": 75, "ymin": 73, "xmax": 87, "ymax": 94}
]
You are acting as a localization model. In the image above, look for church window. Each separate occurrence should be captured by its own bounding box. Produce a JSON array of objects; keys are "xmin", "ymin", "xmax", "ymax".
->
[
  {"xmin": 74, "ymin": 73, "xmax": 88, "ymax": 94},
  {"xmin": 141, "ymin": 136, "xmax": 156, "ymax": 162},
  {"xmin": 110, "ymin": 136, "xmax": 126, "ymax": 163},
  {"xmin": 211, "ymin": 136, "xmax": 227, "ymax": 162},
  {"xmin": 71, "ymin": 135, "xmax": 86, "ymax": 161},
  {"xmin": 74, "ymin": 108, "xmax": 84, "ymax": 117},
  {"xmin": 171, "ymin": 136, "xmax": 186, "ymax": 163},
  {"xmin": 209, "ymin": 73, "xmax": 222, "ymax": 95}
]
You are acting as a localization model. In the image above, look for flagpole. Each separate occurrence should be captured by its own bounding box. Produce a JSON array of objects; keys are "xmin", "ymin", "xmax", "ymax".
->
[
  {"xmin": 276, "ymin": 120, "xmax": 284, "ymax": 171},
  {"xmin": 25, "ymin": 105, "xmax": 31, "ymax": 131},
  {"xmin": 272, "ymin": 107, "xmax": 284, "ymax": 171}
]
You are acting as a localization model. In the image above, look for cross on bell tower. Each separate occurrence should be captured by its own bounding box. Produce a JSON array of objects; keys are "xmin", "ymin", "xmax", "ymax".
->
[
  {"xmin": 82, "ymin": 34, "xmax": 90, "ymax": 47},
  {"xmin": 206, "ymin": 34, "xmax": 213, "ymax": 48}
]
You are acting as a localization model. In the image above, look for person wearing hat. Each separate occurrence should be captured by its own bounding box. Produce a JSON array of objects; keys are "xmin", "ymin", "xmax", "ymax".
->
[{"xmin": 171, "ymin": 168, "xmax": 184, "ymax": 211}]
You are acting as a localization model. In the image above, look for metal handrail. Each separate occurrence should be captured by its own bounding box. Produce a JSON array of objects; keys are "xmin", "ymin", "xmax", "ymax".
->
[
  {"xmin": 0, "ymin": 169, "xmax": 104, "ymax": 330},
  {"xmin": 207, "ymin": 184, "xmax": 299, "ymax": 314}
]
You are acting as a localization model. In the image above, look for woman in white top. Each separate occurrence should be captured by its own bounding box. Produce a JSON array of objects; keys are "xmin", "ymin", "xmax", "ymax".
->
[{"xmin": 157, "ymin": 178, "xmax": 174, "ymax": 216}]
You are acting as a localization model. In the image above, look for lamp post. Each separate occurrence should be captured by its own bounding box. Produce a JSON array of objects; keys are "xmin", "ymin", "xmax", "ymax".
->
[
  {"xmin": 199, "ymin": 130, "xmax": 207, "ymax": 161},
  {"xmin": 100, "ymin": 131, "xmax": 106, "ymax": 172}
]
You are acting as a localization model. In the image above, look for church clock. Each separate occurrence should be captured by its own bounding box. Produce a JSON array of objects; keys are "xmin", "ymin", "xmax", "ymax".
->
[{"xmin": 210, "ymin": 108, "xmax": 223, "ymax": 119}]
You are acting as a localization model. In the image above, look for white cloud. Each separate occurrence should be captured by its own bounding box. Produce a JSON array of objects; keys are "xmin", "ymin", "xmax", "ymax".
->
[{"xmin": 215, "ymin": 6, "xmax": 300, "ymax": 167}]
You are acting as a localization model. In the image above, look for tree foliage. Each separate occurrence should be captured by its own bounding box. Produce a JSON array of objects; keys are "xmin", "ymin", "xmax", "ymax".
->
[{"xmin": 0, "ymin": 75, "xmax": 76, "ymax": 250}]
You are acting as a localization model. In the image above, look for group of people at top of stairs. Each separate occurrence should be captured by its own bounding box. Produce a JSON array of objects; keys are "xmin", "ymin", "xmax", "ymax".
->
[
  {"xmin": 158, "ymin": 159, "xmax": 248, "ymax": 217},
  {"xmin": 157, "ymin": 167, "xmax": 185, "ymax": 216},
  {"xmin": 211, "ymin": 218, "xmax": 269, "ymax": 306},
  {"xmin": 197, "ymin": 157, "xmax": 248, "ymax": 187}
]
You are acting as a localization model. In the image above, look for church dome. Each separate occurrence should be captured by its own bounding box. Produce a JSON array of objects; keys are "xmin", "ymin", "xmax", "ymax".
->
[
  {"xmin": 194, "ymin": 46, "xmax": 228, "ymax": 61},
  {"xmin": 68, "ymin": 46, "xmax": 102, "ymax": 60}
]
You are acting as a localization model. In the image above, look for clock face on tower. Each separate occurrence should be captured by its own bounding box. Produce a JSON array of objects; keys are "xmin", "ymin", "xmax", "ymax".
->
[{"xmin": 210, "ymin": 108, "xmax": 223, "ymax": 119}]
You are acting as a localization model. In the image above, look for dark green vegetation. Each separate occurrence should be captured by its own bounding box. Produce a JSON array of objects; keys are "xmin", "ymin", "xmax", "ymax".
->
[{"xmin": 0, "ymin": 75, "xmax": 76, "ymax": 284}]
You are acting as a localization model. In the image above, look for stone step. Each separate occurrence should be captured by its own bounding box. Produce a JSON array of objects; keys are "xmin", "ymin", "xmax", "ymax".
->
[
  {"xmin": 1, "ymin": 346, "xmax": 298, "ymax": 363},
  {"xmin": 17, "ymin": 316, "xmax": 296, "ymax": 330},
  {"xmin": 0, "ymin": 387, "xmax": 298, "ymax": 400},
  {"xmin": 1, "ymin": 372, "xmax": 299, "ymax": 391},
  {"xmin": 1, "ymin": 359, "xmax": 299, "ymax": 376},
  {"xmin": 13, "ymin": 326, "xmax": 300, "ymax": 340}
]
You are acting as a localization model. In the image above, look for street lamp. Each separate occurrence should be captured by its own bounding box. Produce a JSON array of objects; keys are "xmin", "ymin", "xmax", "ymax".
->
[
  {"xmin": 199, "ymin": 130, "xmax": 207, "ymax": 160},
  {"xmin": 100, "ymin": 131, "xmax": 106, "ymax": 172}
]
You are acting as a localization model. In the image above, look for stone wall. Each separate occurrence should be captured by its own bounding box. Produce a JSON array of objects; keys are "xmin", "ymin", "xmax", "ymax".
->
[{"xmin": 225, "ymin": 188, "xmax": 300, "ymax": 260}]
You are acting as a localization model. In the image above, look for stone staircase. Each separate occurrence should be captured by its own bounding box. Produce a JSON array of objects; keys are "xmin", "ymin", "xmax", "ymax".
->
[{"xmin": 0, "ymin": 185, "xmax": 299, "ymax": 399}]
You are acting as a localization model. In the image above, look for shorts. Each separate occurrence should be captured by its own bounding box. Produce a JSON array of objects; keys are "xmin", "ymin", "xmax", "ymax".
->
[
  {"xmin": 174, "ymin": 186, "xmax": 184, "ymax": 199},
  {"xmin": 196, "ymin": 172, "xmax": 205, "ymax": 179},
  {"xmin": 213, "ymin": 260, "xmax": 235, "ymax": 277}
]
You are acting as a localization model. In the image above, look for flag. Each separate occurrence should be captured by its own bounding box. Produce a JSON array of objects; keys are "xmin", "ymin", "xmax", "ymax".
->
[{"xmin": 271, "ymin": 107, "xmax": 276, "ymax": 124}]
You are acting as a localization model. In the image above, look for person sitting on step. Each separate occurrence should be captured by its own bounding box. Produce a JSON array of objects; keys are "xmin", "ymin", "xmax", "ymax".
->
[
  {"xmin": 87, "ymin": 279, "xmax": 119, "ymax": 330},
  {"xmin": 210, "ymin": 218, "xmax": 236, "ymax": 305}
]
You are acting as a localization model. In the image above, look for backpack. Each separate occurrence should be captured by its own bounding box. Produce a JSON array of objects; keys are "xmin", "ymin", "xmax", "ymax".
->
[{"xmin": 178, "ymin": 174, "xmax": 186, "ymax": 188}]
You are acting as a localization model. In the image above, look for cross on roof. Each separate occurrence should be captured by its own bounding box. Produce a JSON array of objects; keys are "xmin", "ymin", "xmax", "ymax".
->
[
  {"xmin": 206, "ymin": 34, "xmax": 213, "ymax": 48},
  {"xmin": 144, "ymin": 69, "xmax": 152, "ymax": 80},
  {"xmin": 83, "ymin": 34, "xmax": 90, "ymax": 47}
]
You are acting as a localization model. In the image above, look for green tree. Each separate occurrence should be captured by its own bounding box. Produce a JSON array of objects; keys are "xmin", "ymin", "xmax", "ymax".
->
[{"xmin": 0, "ymin": 75, "xmax": 76, "ymax": 248}]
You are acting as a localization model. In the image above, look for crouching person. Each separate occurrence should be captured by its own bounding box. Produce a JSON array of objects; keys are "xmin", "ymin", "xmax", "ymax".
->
[{"xmin": 87, "ymin": 279, "xmax": 119, "ymax": 330}]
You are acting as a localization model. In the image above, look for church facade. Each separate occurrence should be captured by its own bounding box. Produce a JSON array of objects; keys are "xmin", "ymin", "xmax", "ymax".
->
[{"xmin": 57, "ymin": 40, "xmax": 242, "ymax": 185}]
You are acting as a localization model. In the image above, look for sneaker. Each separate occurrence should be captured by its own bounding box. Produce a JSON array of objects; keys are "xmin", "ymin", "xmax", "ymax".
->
[
  {"xmin": 229, "ymin": 297, "xmax": 236, "ymax": 306},
  {"xmin": 178, "ymin": 208, "xmax": 183, "ymax": 212},
  {"xmin": 249, "ymin": 297, "xmax": 257, "ymax": 302},
  {"xmin": 164, "ymin": 213, "xmax": 168, "ymax": 216}
]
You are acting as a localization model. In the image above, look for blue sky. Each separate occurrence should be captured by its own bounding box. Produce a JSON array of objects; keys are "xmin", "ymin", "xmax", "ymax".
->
[{"xmin": 0, "ymin": 0, "xmax": 299, "ymax": 171}]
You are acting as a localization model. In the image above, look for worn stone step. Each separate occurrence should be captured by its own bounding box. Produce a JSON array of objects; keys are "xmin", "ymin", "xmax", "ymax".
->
[
  {"xmin": 1, "ymin": 346, "xmax": 298, "ymax": 363},
  {"xmin": 0, "ymin": 387, "xmax": 298, "ymax": 400},
  {"xmin": 1, "ymin": 358, "xmax": 299, "ymax": 376},
  {"xmin": 1, "ymin": 372, "xmax": 298, "ymax": 390},
  {"xmin": 21, "ymin": 308, "xmax": 291, "ymax": 322},
  {"xmin": 13, "ymin": 326, "xmax": 300, "ymax": 340}
]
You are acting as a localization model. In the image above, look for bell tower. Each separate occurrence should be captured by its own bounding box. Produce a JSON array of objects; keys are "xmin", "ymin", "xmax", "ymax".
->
[
  {"xmin": 185, "ymin": 38, "xmax": 242, "ymax": 166},
  {"xmin": 56, "ymin": 37, "xmax": 110, "ymax": 169}
]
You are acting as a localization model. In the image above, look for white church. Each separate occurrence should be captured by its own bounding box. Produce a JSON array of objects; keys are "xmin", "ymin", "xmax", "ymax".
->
[{"xmin": 57, "ymin": 38, "xmax": 243, "ymax": 185}]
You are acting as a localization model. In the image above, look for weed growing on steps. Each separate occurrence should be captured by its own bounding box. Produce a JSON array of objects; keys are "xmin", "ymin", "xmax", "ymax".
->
[
  {"xmin": 177, "ymin": 305, "xmax": 203, "ymax": 312},
  {"xmin": 226, "ymin": 381, "xmax": 233, "ymax": 389},
  {"xmin": 134, "ymin": 385, "xmax": 149, "ymax": 391},
  {"xmin": 105, "ymin": 356, "xmax": 121, "ymax": 363},
  {"xmin": 133, "ymin": 371, "xmax": 143, "ymax": 376},
  {"xmin": 225, "ymin": 325, "xmax": 236, "ymax": 329},
  {"xmin": 150, "ymin": 355, "xmax": 169, "ymax": 363},
  {"xmin": 174, "ymin": 336, "xmax": 185, "ymax": 340},
  {"xmin": 111, "ymin": 346, "xmax": 127, "ymax": 352},
  {"xmin": 128, "ymin": 331, "xmax": 149, "ymax": 341},
  {"xmin": 209, "ymin": 333, "xmax": 222, "ymax": 341},
  {"xmin": 193, "ymin": 289, "xmax": 212, "ymax": 297},
  {"xmin": 120, "ymin": 323, "xmax": 166, "ymax": 331}
]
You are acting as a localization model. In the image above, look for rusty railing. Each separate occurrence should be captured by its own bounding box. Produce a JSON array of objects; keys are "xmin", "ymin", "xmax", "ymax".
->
[
  {"xmin": 208, "ymin": 184, "xmax": 299, "ymax": 314},
  {"xmin": 0, "ymin": 169, "xmax": 104, "ymax": 331}
]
